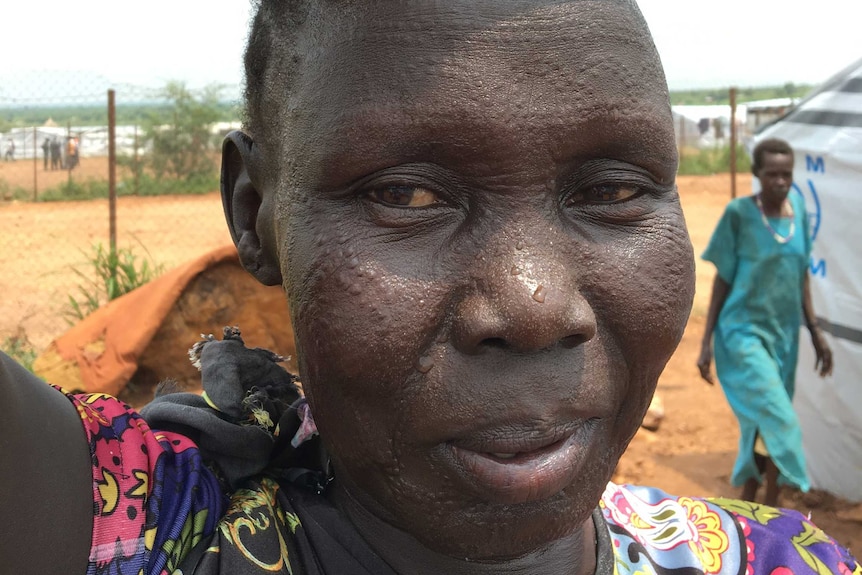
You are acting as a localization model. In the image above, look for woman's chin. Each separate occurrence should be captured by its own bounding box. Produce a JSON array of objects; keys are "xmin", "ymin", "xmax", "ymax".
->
[{"xmin": 403, "ymin": 477, "xmax": 607, "ymax": 562}]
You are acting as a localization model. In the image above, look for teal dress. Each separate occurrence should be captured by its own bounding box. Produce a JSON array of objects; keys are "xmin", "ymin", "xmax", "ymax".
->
[{"xmin": 702, "ymin": 192, "xmax": 811, "ymax": 490}]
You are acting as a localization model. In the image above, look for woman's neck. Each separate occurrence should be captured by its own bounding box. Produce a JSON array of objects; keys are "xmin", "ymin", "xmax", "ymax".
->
[
  {"xmin": 331, "ymin": 483, "xmax": 598, "ymax": 575},
  {"xmin": 757, "ymin": 193, "xmax": 790, "ymax": 217}
]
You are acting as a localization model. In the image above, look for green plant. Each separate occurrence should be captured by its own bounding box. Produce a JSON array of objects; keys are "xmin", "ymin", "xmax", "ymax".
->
[
  {"xmin": 38, "ymin": 179, "xmax": 110, "ymax": 202},
  {"xmin": 670, "ymin": 84, "xmax": 814, "ymax": 106},
  {"xmin": 143, "ymin": 82, "xmax": 223, "ymax": 182},
  {"xmin": 64, "ymin": 241, "xmax": 165, "ymax": 323},
  {"xmin": 117, "ymin": 148, "xmax": 146, "ymax": 196},
  {"xmin": 0, "ymin": 100, "xmax": 237, "ymax": 129},
  {"xmin": 126, "ymin": 172, "xmax": 220, "ymax": 197},
  {"xmin": 32, "ymin": 172, "xmax": 219, "ymax": 202},
  {"xmin": 678, "ymin": 144, "xmax": 751, "ymax": 176},
  {"xmin": 0, "ymin": 178, "xmax": 33, "ymax": 201},
  {"xmin": 2, "ymin": 333, "xmax": 37, "ymax": 372}
]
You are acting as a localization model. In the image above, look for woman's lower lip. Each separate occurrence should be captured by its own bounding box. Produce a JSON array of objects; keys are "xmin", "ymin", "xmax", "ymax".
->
[{"xmin": 447, "ymin": 424, "xmax": 593, "ymax": 505}]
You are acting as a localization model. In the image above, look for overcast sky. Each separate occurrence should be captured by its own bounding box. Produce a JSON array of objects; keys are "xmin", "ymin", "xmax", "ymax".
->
[{"xmin": 2, "ymin": 0, "xmax": 859, "ymax": 102}]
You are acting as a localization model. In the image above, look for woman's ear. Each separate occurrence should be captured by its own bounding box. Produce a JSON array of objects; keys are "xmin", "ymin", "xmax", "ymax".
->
[{"xmin": 221, "ymin": 131, "xmax": 283, "ymax": 286}]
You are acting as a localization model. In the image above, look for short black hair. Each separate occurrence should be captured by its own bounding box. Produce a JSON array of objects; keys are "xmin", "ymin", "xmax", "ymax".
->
[
  {"xmin": 751, "ymin": 138, "xmax": 793, "ymax": 175},
  {"xmin": 243, "ymin": 0, "xmax": 313, "ymax": 140}
]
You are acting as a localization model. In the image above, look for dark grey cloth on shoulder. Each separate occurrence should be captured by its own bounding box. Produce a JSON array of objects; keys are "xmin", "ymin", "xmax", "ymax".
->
[{"xmin": 141, "ymin": 326, "xmax": 309, "ymax": 491}]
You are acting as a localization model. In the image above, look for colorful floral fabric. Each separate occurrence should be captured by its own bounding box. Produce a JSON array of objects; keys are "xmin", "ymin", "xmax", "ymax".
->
[
  {"xmin": 63, "ymin": 389, "xmax": 859, "ymax": 574},
  {"xmin": 59, "ymin": 389, "xmax": 227, "ymax": 575},
  {"xmin": 602, "ymin": 483, "xmax": 861, "ymax": 575}
]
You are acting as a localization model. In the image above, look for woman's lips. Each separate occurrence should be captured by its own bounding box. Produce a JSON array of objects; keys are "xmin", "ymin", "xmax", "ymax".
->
[{"xmin": 446, "ymin": 419, "xmax": 597, "ymax": 505}]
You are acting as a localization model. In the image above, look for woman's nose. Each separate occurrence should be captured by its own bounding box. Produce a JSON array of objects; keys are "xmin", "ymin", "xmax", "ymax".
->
[{"xmin": 450, "ymin": 257, "xmax": 597, "ymax": 355}]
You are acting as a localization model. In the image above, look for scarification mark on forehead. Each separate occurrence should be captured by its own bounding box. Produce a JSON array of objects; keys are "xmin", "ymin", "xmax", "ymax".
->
[{"xmin": 245, "ymin": 0, "xmax": 661, "ymax": 134}]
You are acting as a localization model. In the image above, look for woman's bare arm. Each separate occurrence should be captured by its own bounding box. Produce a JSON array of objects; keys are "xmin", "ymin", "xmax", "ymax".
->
[
  {"xmin": 0, "ymin": 352, "xmax": 92, "ymax": 573},
  {"xmin": 697, "ymin": 274, "xmax": 730, "ymax": 384},
  {"xmin": 802, "ymin": 273, "xmax": 833, "ymax": 377}
]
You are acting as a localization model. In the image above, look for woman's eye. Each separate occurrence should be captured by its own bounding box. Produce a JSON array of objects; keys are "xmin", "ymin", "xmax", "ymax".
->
[
  {"xmin": 569, "ymin": 184, "xmax": 641, "ymax": 205},
  {"xmin": 367, "ymin": 185, "xmax": 440, "ymax": 208}
]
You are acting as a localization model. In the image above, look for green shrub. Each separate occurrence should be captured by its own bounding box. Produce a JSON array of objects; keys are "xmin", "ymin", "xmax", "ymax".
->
[
  {"xmin": 38, "ymin": 179, "xmax": 111, "ymax": 202},
  {"xmin": 32, "ymin": 173, "xmax": 219, "ymax": 202},
  {"xmin": 143, "ymin": 82, "xmax": 223, "ymax": 182},
  {"xmin": 1, "ymin": 334, "xmax": 37, "ymax": 372},
  {"xmin": 128, "ymin": 173, "xmax": 220, "ymax": 197},
  {"xmin": 0, "ymin": 178, "xmax": 33, "ymax": 201},
  {"xmin": 678, "ymin": 145, "xmax": 751, "ymax": 176},
  {"xmin": 64, "ymin": 241, "xmax": 165, "ymax": 323}
]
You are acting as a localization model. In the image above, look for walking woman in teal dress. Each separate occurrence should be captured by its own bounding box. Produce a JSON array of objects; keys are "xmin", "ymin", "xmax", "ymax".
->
[{"xmin": 697, "ymin": 138, "xmax": 833, "ymax": 506}]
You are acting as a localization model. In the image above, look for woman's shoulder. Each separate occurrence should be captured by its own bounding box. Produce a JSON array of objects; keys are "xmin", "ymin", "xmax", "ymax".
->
[
  {"xmin": 600, "ymin": 482, "xmax": 860, "ymax": 575},
  {"xmin": 713, "ymin": 196, "xmax": 757, "ymax": 232},
  {"xmin": 788, "ymin": 189, "xmax": 809, "ymax": 214},
  {"xmin": 56, "ymin": 389, "xmax": 229, "ymax": 574},
  {"xmin": 726, "ymin": 195, "xmax": 758, "ymax": 215}
]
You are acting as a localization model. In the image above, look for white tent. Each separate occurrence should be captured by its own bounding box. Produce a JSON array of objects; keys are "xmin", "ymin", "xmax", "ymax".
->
[
  {"xmin": 672, "ymin": 104, "xmax": 747, "ymax": 149},
  {"xmin": 755, "ymin": 58, "xmax": 862, "ymax": 501}
]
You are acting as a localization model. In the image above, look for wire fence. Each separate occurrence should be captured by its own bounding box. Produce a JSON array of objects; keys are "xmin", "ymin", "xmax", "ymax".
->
[
  {"xmin": 1, "ymin": 75, "xmax": 239, "ymax": 353},
  {"xmin": 0, "ymin": 77, "xmax": 795, "ymax": 359}
]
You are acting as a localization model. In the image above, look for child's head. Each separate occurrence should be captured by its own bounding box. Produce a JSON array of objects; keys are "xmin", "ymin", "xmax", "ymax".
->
[
  {"xmin": 752, "ymin": 137, "xmax": 794, "ymax": 176},
  {"xmin": 222, "ymin": 0, "xmax": 694, "ymax": 561},
  {"xmin": 752, "ymin": 137, "xmax": 794, "ymax": 203}
]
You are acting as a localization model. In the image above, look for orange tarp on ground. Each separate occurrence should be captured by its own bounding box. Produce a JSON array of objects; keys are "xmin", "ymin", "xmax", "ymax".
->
[{"xmin": 34, "ymin": 245, "xmax": 241, "ymax": 397}]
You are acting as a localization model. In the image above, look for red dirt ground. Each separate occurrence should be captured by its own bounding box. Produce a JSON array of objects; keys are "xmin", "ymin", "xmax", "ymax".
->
[{"xmin": 1, "ymin": 165, "xmax": 859, "ymax": 551}]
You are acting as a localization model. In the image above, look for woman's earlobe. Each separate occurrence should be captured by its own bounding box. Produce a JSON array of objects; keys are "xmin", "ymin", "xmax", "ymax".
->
[{"xmin": 221, "ymin": 131, "xmax": 283, "ymax": 286}]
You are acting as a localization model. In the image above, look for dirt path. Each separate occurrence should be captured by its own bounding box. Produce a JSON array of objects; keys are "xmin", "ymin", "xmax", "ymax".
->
[{"xmin": 1, "ymin": 172, "xmax": 859, "ymax": 550}]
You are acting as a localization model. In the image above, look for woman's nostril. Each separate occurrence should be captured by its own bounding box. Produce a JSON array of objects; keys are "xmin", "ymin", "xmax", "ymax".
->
[
  {"xmin": 477, "ymin": 333, "xmax": 589, "ymax": 352},
  {"xmin": 560, "ymin": 333, "xmax": 589, "ymax": 349},
  {"xmin": 480, "ymin": 337, "xmax": 508, "ymax": 350}
]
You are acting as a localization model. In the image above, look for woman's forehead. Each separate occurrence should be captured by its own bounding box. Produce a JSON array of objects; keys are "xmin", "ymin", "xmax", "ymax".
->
[
  {"xmin": 260, "ymin": 0, "xmax": 676, "ymax": 181},
  {"xmin": 295, "ymin": 0, "xmax": 660, "ymax": 96},
  {"xmin": 269, "ymin": 0, "xmax": 673, "ymax": 178}
]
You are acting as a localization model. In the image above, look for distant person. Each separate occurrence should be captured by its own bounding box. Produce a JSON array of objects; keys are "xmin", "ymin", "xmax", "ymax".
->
[
  {"xmin": 697, "ymin": 138, "xmax": 833, "ymax": 507},
  {"xmin": 67, "ymin": 136, "xmax": 79, "ymax": 170},
  {"xmin": 712, "ymin": 117, "xmax": 725, "ymax": 141},
  {"xmin": 41, "ymin": 137, "xmax": 50, "ymax": 170},
  {"xmin": 3, "ymin": 139, "xmax": 14, "ymax": 161},
  {"xmin": 50, "ymin": 137, "xmax": 62, "ymax": 170}
]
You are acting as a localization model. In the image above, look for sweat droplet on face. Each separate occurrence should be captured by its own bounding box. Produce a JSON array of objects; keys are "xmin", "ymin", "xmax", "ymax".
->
[
  {"xmin": 416, "ymin": 356, "xmax": 435, "ymax": 373},
  {"xmin": 532, "ymin": 284, "xmax": 546, "ymax": 303}
]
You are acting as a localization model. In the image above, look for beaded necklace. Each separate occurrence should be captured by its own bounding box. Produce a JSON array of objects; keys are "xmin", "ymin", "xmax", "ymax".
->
[{"xmin": 755, "ymin": 194, "xmax": 795, "ymax": 244}]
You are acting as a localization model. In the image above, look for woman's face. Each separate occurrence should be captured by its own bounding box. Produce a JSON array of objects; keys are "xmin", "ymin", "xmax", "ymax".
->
[
  {"xmin": 757, "ymin": 152, "xmax": 795, "ymax": 204},
  {"xmin": 264, "ymin": 0, "xmax": 694, "ymax": 560}
]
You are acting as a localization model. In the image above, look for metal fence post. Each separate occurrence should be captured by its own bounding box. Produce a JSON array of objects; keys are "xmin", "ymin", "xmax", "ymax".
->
[
  {"xmin": 134, "ymin": 124, "xmax": 140, "ymax": 196},
  {"xmin": 66, "ymin": 120, "xmax": 72, "ymax": 188},
  {"xmin": 108, "ymin": 89, "xmax": 117, "ymax": 254},
  {"xmin": 730, "ymin": 87, "xmax": 737, "ymax": 199},
  {"xmin": 32, "ymin": 126, "xmax": 37, "ymax": 200}
]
